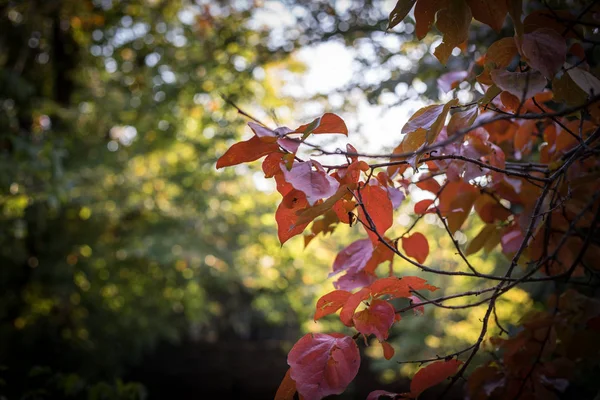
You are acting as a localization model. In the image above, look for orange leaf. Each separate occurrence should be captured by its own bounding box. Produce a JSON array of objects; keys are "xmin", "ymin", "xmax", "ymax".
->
[
  {"xmin": 352, "ymin": 299, "xmax": 396, "ymax": 341},
  {"xmin": 410, "ymin": 359, "xmax": 463, "ymax": 397},
  {"xmin": 359, "ymin": 184, "xmax": 393, "ymax": 244},
  {"xmin": 439, "ymin": 181, "xmax": 479, "ymax": 233},
  {"xmin": 314, "ymin": 290, "xmax": 352, "ymax": 321},
  {"xmin": 414, "ymin": 0, "xmax": 447, "ymax": 40},
  {"xmin": 216, "ymin": 135, "xmax": 280, "ymax": 169},
  {"xmin": 414, "ymin": 199, "xmax": 435, "ymax": 215},
  {"xmin": 340, "ymin": 287, "xmax": 371, "ymax": 327},
  {"xmin": 369, "ymin": 276, "xmax": 438, "ymax": 300},
  {"xmin": 416, "ymin": 178, "xmax": 441, "ymax": 193},
  {"xmin": 381, "ymin": 341, "xmax": 395, "ymax": 360},
  {"xmin": 275, "ymin": 368, "xmax": 297, "ymax": 400},
  {"xmin": 293, "ymin": 113, "xmax": 348, "ymax": 135},
  {"xmin": 466, "ymin": 0, "xmax": 508, "ymax": 32},
  {"xmin": 402, "ymin": 233, "xmax": 429, "ymax": 264},
  {"xmin": 500, "ymin": 91, "xmax": 520, "ymax": 112},
  {"xmin": 434, "ymin": 0, "xmax": 472, "ymax": 64},
  {"xmin": 276, "ymin": 190, "xmax": 310, "ymax": 244},
  {"xmin": 486, "ymin": 37, "xmax": 518, "ymax": 68}
]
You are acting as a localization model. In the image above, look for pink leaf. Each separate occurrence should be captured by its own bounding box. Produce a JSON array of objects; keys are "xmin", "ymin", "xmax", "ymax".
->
[
  {"xmin": 330, "ymin": 239, "xmax": 374, "ymax": 277},
  {"xmin": 437, "ymin": 70, "xmax": 468, "ymax": 93},
  {"xmin": 408, "ymin": 295, "xmax": 425, "ymax": 316},
  {"xmin": 287, "ymin": 333, "xmax": 360, "ymax": 400},
  {"xmin": 282, "ymin": 160, "xmax": 340, "ymax": 206}
]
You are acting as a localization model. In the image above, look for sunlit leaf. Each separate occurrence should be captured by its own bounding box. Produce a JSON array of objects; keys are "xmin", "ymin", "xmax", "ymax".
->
[
  {"xmin": 401, "ymin": 232, "xmax": 429, "ymax": 264},
  {"xmin": 410, "ymin": 359, "xmax": 463, "ymax": 397}
]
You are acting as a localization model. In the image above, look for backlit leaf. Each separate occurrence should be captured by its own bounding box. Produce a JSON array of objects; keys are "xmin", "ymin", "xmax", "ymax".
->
[
  {"xmin": 293, "ymin": 113, "xmax": 348, "ymax": 136},
  {"xmin": 439, "ymin": 180, "xmax": 478, "ymax": 233},
  {"xmin": 314, "ymin": 290, "xmax": 352, "ymax": 321},
  {"xmin": 340, "ymin": 288, "xmax": 371, "ymax": 327},
  {"xmin": 415, "ymin": 0, "xmax": 447, "ymax": 40},
  {"xmin": 414, "ymin": 199, "xmax": 435, "ymax": 214},
  {"xmin": 466, "ymin": 0, "xmax": 508, "ymax": 32},
  {"xmin": 216, "ymin": 135, "xmax": 279, "ymax": 169},
  {"xmin": 401, "ymin": 99, "xmax": 459, "ymax": 151},
  {"xmin": 402, "ymin": 232, "xmax": 429, "ymax": 264},
  {"xmin": 369, "ymin": 276, "xmax": 438, "ymax": 300},
  {"xmin": 282, "ymin": 160, "xmax": 340, "ymax": 206},
  {"xmin": 466, "ymin": 224, "xmax": 498, "ymax": 255},
  {"xmin": 276, "ymin": 189, "xmax": 310, "ymax": 244},
  {"xmin": 352, "ymin": 299, "xmax": 396, "ymax": 341},
  {"xmin": 434, "ymin": 0, "xmax": 472, "ymax": 64},
  {"xmin": 287, "ymin": 333, "xmax": 360, "ymax": 400},
  {"xmin": 358, "ymin": 184, "xmax": 393, "ymax": 244},
  {"xmin": 388, "ymin": 0, "xmax": 417, "ymax": 30},
  {"xmin": 381, "ymin": 342, "xmax": 395, "ymax": 360},
  {"xmin": 486, "ymin": 37, "xmax": 518, "ymax": 69},
  {"xmin": 410, "ymin": 359, "xmax": 463, "ymax": 397}
]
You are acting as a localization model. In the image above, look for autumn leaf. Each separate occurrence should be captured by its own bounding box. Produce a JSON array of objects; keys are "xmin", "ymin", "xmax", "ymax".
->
[
  {"xmin": 521, "ymin": 28, "xmax": 566, "ymax": 79},
  {"xmin": 293, "ymin": 113, "xmax": 348, "ymax": 136},
  {"xmin": 438, "ymin": 180, "xmax": 478, "ymax": 233},
  {"xmin": 414, "ymin": 0, "xmax": 447, "ymax": 40},
  {"xmin": 340, "ymin": 287, "xmax": 372, "ymax": 327},
  {"xmin": 409, "ymin": 359, "xmax": 463, "ymax": 397},
  {"xmin": 567, "ymin": 67, "xmax": 600, "ymax": 96},
  {"xmin": 490, "ymin": 69, "xmax": 547, "ymax": 101},
  {"xmin": 401, "ymin": 99, "xmax": 459, "ymax": 152},
  {"xmin": 466, "ymin": 0, "xmax": 508, "ymax": 32},
  {"xmin": 402, "ymin": 232, "xmax": 430, "ymax": 264},
  {"xmin": 329, "ymin": 239, "xmax": 374, "ymax": 290},
  {"xmin": 358, "ymin": 184, "xmax": 393, "ymax": 244},
  {"xmin": 216, "ymin": 135, "xmax": 280, "ymax": 169},
  {"xmin": 381, "ymin": 341, "xmax": 395, "ymax": 360},
  {"xmin": 466, "ymin": 224, "xmax": 498, "ymax": 255},
  {"xmin": 434, "ymin": 0, "xmax": 472, "ymax": 64},
  {"xmin": 437, "ymin": 70, "xmax": 469, "ymax": 93},
  {"xmin": 287, "ymin": 333, "xmax": 360, "ymax": 400},
  {"xmin": 387, "ymin": 0, "xmax": 417, "ymax": 30},
  {"xmin": 369, "ymin": 276, "xmax": 438, "ymax": 300},
  {"xmin": 485, "ymin": 37, "xmax": 518, "ymax": 69},
  {"xmin": 414, "ymin": 199, "xmax": 435, "ymax": 214},
  {"xmin": 275, "ymin": 369, "xmax": 297, "ymax": 400},
  {"xmin": 314, "ymin": 290, "xmax": 352, "ymax": 321},
  {"xmin": 352, "ymin": 299, "xmax": 396, "ymax": 341},
  {"xmin": 447, "ymin": 106, "xmax": 478, "ymax": 134},
  {"xmin": 276, "ymin": 189, "xmax": 310, "ymax": 244},
  {"xmin": 282, "ymin": 160, "xmax": 340, "ymax": 206}
]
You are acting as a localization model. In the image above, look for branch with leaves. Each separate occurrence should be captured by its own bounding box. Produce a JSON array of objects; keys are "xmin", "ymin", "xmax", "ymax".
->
[{"xmin": 218, "ymin": 1, "xmax": 600, "ymax": 399}]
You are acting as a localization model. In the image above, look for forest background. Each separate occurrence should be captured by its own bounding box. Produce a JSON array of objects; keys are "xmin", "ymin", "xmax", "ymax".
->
[{"xmin": 1, "ymin": 0, "xmax": 599, "ymax": 399}]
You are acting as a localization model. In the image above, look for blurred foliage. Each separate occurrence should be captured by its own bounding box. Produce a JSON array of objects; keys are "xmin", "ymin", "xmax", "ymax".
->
[{"xmin": 0, "ymin": 0, "xmax": 333, "ymax": 397}]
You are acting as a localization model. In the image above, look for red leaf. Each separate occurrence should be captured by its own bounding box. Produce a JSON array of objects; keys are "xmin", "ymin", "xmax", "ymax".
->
[
  {"xmin": 438, "ymin": 181, "xmax": 479, "ymax": 233},
  {"xmin": 340, "ymin": 288, "xmax": 371, "ymax": 327},
  {"xmin": 369, "ymin": 276, "xmax": 438, "ymax": 300},
  {"xmin": 314, "ymin": 290, "xmax": 352, "ymax": 321},
  {"xmin": 287, "ymin": 333, "xmax": 360, "ymax": 400},
  {"xmin": 410, "ymin": 359, "xmax": 463, "ymax": 397},
  {"xmin": 275, "ymin": 368, "xmax": 297, "ymax": 400},
  {"xmin": 381, "ymin": 341, "xmax": 395, "ymax": 360},
  {"xmin": 352, "ymin": 299, "xmax": 396, "ymax": 341},
  {"xmin": 402, "ymin": 233, "xmax": 429, "ymax": 264},
  {"xmin": 521, "ymin": 28, "xmax": 566, "ymax": 79},
  {"xmin": 416, "ymin": 178, "xmax": 441, "ymax": 193},
  {"xmin": 293, "ymin": 113, "xmax": 348, "ymax": 135},
  {"xmin": 216, "ymin": 135, "xmax": 280, "ymax": 169},
  {"xmin": 283, "ymin": 160, "xmax": 340, "ymax": 206},
  {"xmin": 358, "ymin": 184, "xmax": 393, "ymax": 244},
  {"xmin": 414, "ymin": 199, "xmax": 435, "ymax": 215},
  {"xmin": 276, "ymin": 190, "xmax": 310, "ymax": 244},
  {"xmin": 262, "ymin": 152, "xmax": 285, "ymax": 178}
]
